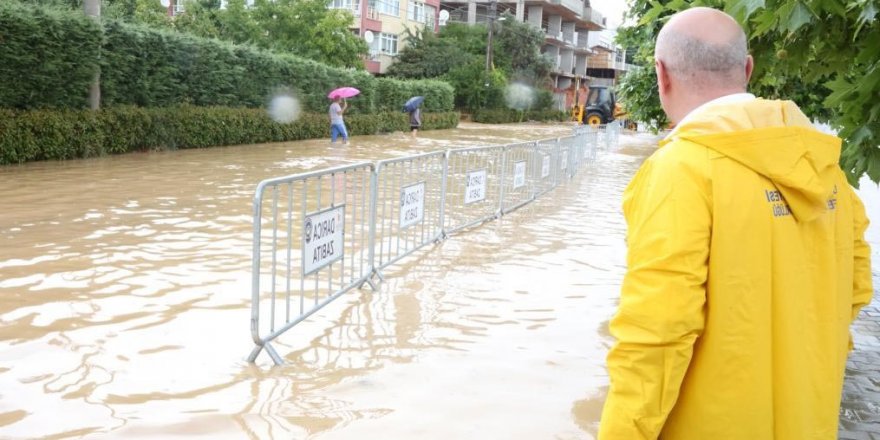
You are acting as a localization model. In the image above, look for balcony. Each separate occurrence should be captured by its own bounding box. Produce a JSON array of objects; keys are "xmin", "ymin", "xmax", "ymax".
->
[
  {"xmin": 588, "ymin": 55, "xmax": 631, "ymax": 71},
  {"xmin": 364, "ymin": 58, "xmax": 381, "ymax": 73},
  {"xmin": 581, "ymin": 7, "xmax": 604, "ymax": 29},
  {"xmin": 549, "ymin": 0, "xmax": 584, "ymax": 17}
]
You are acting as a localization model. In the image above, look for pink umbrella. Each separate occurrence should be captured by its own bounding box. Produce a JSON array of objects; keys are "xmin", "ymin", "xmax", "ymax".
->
[{"xmin": 327, "ymin": 87, "xmax": 360, "ymax": 99}]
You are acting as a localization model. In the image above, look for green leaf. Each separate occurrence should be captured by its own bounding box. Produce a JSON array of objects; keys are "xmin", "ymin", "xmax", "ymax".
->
[
  {"xmin": 859, "ymin": 2, "xmax": 878, "ymax": 23},
  {"xmin": 775, "ymin": 1, "xmax": 796, "ymax": 30},
  {"xmin": 728, "ymin": 0, "xmax": 766, "ymax": 22},
  {"xmin": 638, "ymin": 2, "xmax": 666, "ymax": 26},
  {"xmin": 752, "ymin": 10, "xmax": 778, "ymax": 36},
  {"xmin": 851, "ymin": 125, "xmax": 872, "ymax": 144},
  {"xmin": 854, "ymin": 2, "xmax": 878, "ymax": 38},
  {"xmin": 785, "ymin": 2, "xmax": 813, "ymax": 33},
  {"xmin": 824, "ymin": 76, "xmax": 857, "ymax": 107},
  {"xmin": 816, "ymin": 0, "xmax": 847, "ymax": 17},
  {"xmin": 867, "ymin": 148, "xmax": 880, "ymax": 184},
  {"xmin": 856, "ymin": 29, "xmax": 880, "ymax": 62},
  {"xmin": 870, "ymin": 102, "xmax": 880, "ymax": 123}
]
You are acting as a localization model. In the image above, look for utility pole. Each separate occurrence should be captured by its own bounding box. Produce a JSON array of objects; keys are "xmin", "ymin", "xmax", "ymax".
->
[
  {"xmin": 485, "ymin": 0, "xmax": 497, "ymax": 71},
  {"xmin": 84, "ymin": 0, "xmax": 101, "ymax": 110}
]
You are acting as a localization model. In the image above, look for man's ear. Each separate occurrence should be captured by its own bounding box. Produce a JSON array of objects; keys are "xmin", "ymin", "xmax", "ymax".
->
[
  {"xmin": 655, "ymin": 58, "xmax": 669, "ymax": 94},
  {"xmin": 744, "ymin": 55, "xmax": 754, "ymax": 85}
]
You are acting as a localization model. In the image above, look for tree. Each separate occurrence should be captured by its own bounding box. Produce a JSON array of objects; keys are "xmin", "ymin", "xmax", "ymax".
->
[
  {"xmin": 616, "ymin": 0, "xmax": 880, "ymax": 185},
  {"xmin": 174, "ymin": 0, "xmax": 265, "ymax": 45},
  {"xmin": 170, "ymin": 0, "xmax": 366, "ymax": 68},
  {"xmin": 249, "ymin": 0, "xmax": 367, "ymax": 68},
  {"xmin": 492, "ymin": 12, "xmax": 552, "ymax": 85},
  {"xmin": 445, "ymin": 60, "xmax": 507, "ymax": 110},
  {"xmin": 387, "ymin": 19, "xmax": 551, "ymax": 110},
  {"xmin": 386, "ymin": 27, "xmax": 477, "ymax": 79},
  {"xmin": 104, "ymin": 0, "xmax": 172, "ymax": 27}
]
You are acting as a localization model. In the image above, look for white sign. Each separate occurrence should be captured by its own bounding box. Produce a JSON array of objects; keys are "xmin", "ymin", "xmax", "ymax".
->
[
  {"xmin": 465, "ymin": 169, "xmax": 487, "ymax": 204},
  {"xmin": 399, "ymin": 182, "xmax": 425, "ymax": 229},
  {"xmin": 541, "ymin": 155, "xmax": 550, "ymax": 179},
  {"xmin": 513, "ymin": 161, "xmax": 526, "ymax": 189},
  {"xmin": 561, "ymin": 153, "xmax": 568, "ymax": 170},
  {"xmin": 302, "ymin": 205, "xmax": 344, "ymax": 275}
]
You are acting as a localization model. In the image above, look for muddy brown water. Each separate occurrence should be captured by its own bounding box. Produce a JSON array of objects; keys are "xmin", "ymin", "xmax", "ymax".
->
[{"xmin": 1, "ymin": 123, "xmax": 877, "ymax": 439}]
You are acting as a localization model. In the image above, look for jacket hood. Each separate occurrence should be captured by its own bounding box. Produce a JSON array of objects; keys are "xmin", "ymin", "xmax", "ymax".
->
[{"xmin": 661, "ymin": 99, "xmax": 841, "ymax": 222}]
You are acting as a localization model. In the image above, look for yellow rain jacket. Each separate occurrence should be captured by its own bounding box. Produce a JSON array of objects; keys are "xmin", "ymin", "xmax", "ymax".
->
[{"xmin": 599, "ymin": 98, "xmax": 873, "ymax": 439}]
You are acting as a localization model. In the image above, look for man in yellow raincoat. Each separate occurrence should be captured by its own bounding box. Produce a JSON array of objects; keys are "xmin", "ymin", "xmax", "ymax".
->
[{"xmin": 599, "ymin": 7, "xmax": 873, "ymax": 439}]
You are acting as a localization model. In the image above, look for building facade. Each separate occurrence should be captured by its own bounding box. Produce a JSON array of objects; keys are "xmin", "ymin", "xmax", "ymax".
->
[
  {"xmin": 328, "ymin": 0, "xmax": 441, "ymax": 73},
  {"xmin": 439, "ymin": 0, "xmax": 608, "ymax": 109}
]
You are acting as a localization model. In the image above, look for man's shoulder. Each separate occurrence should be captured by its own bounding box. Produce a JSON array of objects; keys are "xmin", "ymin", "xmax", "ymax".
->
[{"xmin": 651, "ymin": 137, "xmax": 717, "ymax": 167}]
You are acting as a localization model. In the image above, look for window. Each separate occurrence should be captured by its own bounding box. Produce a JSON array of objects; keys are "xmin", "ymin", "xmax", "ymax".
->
[
  {"xmin": 425, "ymin": 5, "xmax": 436, "ymax": 28},
  {"xmin": 408, "ymin": 1, "xmax": 425, "ymax": 22},
  {"xmin": 377, "ymin": 0, "xmax": 399, "ymax": 16},
  {"xmin": 330, "ymin": 0, "xmax": 360, "ymax": 13},
  {"xmin": 379, "ymin": 33, "xmax": 398, "ymax": 55}
]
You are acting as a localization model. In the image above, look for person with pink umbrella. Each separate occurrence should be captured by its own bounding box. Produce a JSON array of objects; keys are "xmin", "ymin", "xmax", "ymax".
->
[
  {"xmin": 327, "ymin": 87, "xmax": 360, "ymax": 145},
  {"xmin": 328, "ymin": 97, "xmax": 348, "ymax": 144}
]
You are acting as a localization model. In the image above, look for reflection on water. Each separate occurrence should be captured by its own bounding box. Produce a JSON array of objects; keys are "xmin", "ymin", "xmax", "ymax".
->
[{"xmin": 1, "ymin": 124, "xmax": 876, "ymax": 439}]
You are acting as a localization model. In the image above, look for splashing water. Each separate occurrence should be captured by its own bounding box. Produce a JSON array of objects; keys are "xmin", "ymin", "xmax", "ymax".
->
[
  {"xmin": 504, "ymin": 83, "xmax": 535, "ymax": 111},
  {"xmin": 268, "ymin": 93, "xmax": 302, "ymax": 124}
]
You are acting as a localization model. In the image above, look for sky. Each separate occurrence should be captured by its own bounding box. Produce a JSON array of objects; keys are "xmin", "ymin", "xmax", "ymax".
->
[{"xmin": 590, "ymin": 0, "xmax": 630, "ymax": 30}]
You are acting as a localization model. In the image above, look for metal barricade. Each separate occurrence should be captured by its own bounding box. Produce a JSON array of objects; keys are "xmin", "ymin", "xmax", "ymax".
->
[
  {"xmin": 248, "ymin": 125, "xmax": 625, "ymax": 364},
  {"xmin": 249, "ymin": 162, "xmax": 377, "ymax": 365},
  {"xmin": 499, "ymin": 141, "xmax": 538, "ymax": 215},
  {"xmin": 603, "ymin": 121, "xmax": 620, "ymax": 150},
  {"xmin": 587, "ymin": 126, "xmax": 600, "ymax": 162},
  {"xmin": 532, "ymin": 138, "xmax": 559, "ymax": 197},
  {"xmin": 557, "ymin": 136, "xmax": 572, "ymax": 181},
  {"xmin": 372, "ymin": 151, "xmax": 446, "ymax": 278},
  {"xmin": 444, "ymin": 145, "xmax": 505, "ymax": 235},
  {"xmin": 571, "ymin": 127, "xmax": 591, "ymax": 168}
]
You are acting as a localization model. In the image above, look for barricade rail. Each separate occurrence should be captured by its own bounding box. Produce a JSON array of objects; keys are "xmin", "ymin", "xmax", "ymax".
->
[{"xmin": 249, "ymin": 124, "xmax": 618, "ymax": 364}]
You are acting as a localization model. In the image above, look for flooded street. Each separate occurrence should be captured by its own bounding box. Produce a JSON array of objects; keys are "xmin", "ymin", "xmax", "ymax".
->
[{"xmin": 1, "ymin": 123, "xmax": 877, "ymax": 439}]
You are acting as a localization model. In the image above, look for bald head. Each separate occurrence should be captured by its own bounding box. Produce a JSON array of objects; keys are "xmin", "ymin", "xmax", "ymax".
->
[{"xmin": 655, "ymin": 7, "xmax": 749, "ymax": 90}]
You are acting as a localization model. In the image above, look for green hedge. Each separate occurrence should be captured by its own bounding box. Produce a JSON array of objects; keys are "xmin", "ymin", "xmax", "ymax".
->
[
  {"xmin": 0, "ymin": 2, "xmax": 101, "ymax": 109},
  {"xmin": 100, "ymin": 22, "xmax": 379, "ymax": 113},
  {"xmin": 0, "ymin": 106, "xmax": 460, "ymax": 164},
  {"xmin": 0, "ymin": 2, "xmax": 455, "ymax": 113},
  {"xmin": 472, "ymin": 109, "xmax": 569, "ymax": 124},
  {"xmin": 373, "ymin": 77, "xmax": 455, "ymax": 113}
]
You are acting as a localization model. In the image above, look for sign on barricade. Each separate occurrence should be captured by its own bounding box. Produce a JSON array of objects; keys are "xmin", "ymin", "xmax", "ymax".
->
[
  {"xmin": 303, "ymin": 205, "xmax": 345, "ymax": 275},
  {"xmin": 465, "ymin": 169, "xmax": 488, "ymax": 204},
  {"xmin": 500, "ymin": 141, "xmax": 538, "ymax": 215},
  {"xmin": 399, "ymin": 182, "xmax": 425, "ymax": 229},
  {"xmin": 444, "ymin": 146, "xmax": 504, "ymax": 234},
  {"xmin": 373, "ymin": 152, "xmax": 446, "ymax": 277},
  {"xmin": 513, "ymin": 161, "xmax": 526, "ymax": 189}
]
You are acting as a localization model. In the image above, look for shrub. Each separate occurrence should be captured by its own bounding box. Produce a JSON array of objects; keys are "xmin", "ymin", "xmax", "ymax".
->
[
  {"xmin": 0, "ymin": 106, "xmax": 460, "ymax": 165},
  {"xmin": 0, "ymin": 2, "xmax": 101, "ymax": 109}
]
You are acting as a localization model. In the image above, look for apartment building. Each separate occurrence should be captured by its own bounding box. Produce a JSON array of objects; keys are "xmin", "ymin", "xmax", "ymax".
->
[
  {"xmin": 586, "ymin": 31, "xmax": 633, "ymax": 87},
  {"xmin": 440, "ymin": 0, "xmax": 606, "ymax": 109},
  {"xmin": 328, "ymin": 0, "xmax": 440, "ymax": 73}
]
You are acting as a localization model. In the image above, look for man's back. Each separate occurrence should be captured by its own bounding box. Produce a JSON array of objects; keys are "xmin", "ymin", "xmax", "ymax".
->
[{"xmin": 601, "ymin": 98, "xmax": 873, "ymax": 439}]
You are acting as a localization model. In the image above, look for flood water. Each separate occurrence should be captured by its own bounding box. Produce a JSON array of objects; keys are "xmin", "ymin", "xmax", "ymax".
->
[{"xmin": 1, "ymin": 123, "xmax": 877, "ymax": 439}]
